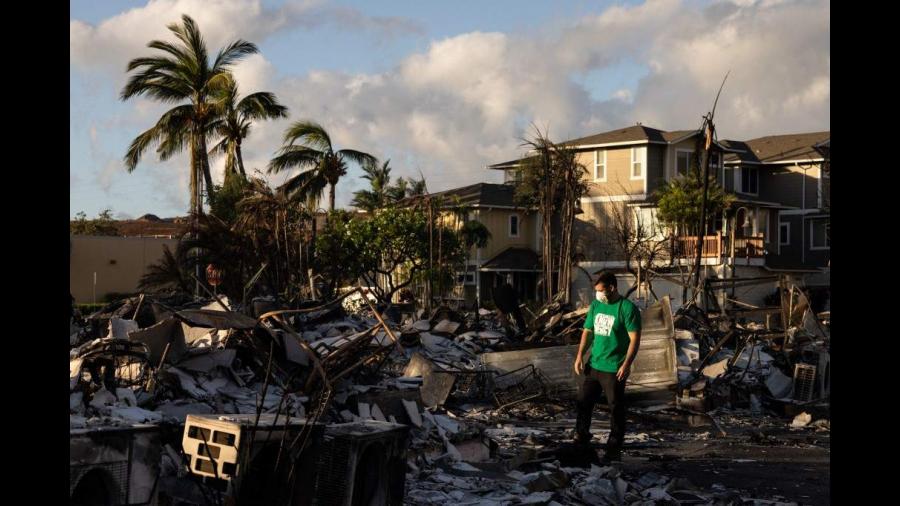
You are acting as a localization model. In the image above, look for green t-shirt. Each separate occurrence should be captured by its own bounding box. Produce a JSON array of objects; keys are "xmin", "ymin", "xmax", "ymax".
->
[{"xmin": 582, "ymin": 297, "xmax": 642, "ymax": 373}]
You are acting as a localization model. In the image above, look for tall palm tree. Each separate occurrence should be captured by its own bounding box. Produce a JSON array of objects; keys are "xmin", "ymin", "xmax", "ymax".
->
[
  {"xmin": 406, "ymin": 175, "xmax": 428, "ymax": 197},
  {"xmin": 121, "ymin": 14, "xmax": 258, "ymax": 215},
  {"xmin": 351, "ymin": 159, "xmax": 393, "ymax": 211},
  {"xmin": 268, "ymin": 121, "xmax": 377, "ymax": 212},
  {"xmin": 208, "ymin": 74, "xmax": 288, "ymax": 179}
]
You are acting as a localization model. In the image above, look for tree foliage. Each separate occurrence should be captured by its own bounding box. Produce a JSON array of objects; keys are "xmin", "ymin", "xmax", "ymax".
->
[
  {"xmin": 316, "ymin": 206, "xmax": 466, "ymax": 301},
  {"xmin": 70, "ymin": 210, "xmax": 120, "ymax": 236}
]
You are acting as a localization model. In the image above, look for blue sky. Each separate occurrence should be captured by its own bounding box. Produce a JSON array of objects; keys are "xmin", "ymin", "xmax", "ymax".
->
[{"xmin": 70, "ymin": 0, "xmax": 829, "ymax": 219}]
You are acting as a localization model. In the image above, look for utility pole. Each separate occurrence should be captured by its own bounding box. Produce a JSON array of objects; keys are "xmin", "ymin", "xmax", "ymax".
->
[
  {"xmin": 692, "ymin": 71, "xmax": 730, "ymax": 303},
  {"xmin": 692, "ymin": 118, "xmax": 713, "ymax": 299}
]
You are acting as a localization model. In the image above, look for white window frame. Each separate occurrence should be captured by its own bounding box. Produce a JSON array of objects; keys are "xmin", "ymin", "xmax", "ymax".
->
[
  {"xmin": 630, "ymin": 146, "xmax": 645, "ymax": 180},
  {"xmin": 675, "ymin": 149, "xmax": 693, "ymax": 178},
  {"xmin": 809, "ymin": 219, "xmax": 830, "ymax": 250},
  {"xmin": 739, "ymin": 166, "xmax": 759, "ymax": 196},
  {"xmin": 593, "ymin": 149, "xmax": 607, "ymax": 181},
  {"xmin": 779, "ymin": 222, "xmax": 790, "ymax": 246},
  {"xmin": 508, "ymin": 213, "xmax": 520, "ymax": 238}
]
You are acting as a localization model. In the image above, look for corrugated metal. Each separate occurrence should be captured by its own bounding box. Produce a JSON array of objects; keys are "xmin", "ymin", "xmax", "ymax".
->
[{"xmin": 480, "ymin": 297, "xmax": 677, "ymax": 398}]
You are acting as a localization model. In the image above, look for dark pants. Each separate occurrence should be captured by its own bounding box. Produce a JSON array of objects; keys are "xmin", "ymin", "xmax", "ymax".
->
[{"xmin": 575, "ymin": 365, "xmax": 627, "ymax": 451}]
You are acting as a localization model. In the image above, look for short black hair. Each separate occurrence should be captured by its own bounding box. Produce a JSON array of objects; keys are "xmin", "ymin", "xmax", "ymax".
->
[{"xmin": 592, "ymin": 270, "xmax": 617, "ymax": 288}]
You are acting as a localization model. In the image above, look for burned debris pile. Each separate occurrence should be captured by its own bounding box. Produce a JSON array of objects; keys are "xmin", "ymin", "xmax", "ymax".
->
[{"xmin": 69, "ymin": 282, "xmax": 829, "ymax": 505}]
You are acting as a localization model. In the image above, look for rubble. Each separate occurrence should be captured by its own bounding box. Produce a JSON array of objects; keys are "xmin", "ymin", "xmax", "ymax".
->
[{"xmin": 69, "ymin": 282, "xmax": 829, "ymax": 505}]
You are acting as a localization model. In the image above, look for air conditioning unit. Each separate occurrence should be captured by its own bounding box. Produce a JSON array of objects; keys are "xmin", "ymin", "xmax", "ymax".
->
[
  {"xmin": 70, "ymin": 424, "xmax": 161, "ymax": 505},
  {"xmin": 313, "ymin": 420, "xmax": 411, "ymax": 506},
  {"xmin": 792, "ymin": 363, "xmax": 817, "ymax": 402},
  {"xmin": 182, "ymin": 413, "xmax": 325, "ymax": 505}
]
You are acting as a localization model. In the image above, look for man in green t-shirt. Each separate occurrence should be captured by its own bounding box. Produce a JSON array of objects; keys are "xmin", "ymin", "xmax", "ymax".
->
[{"xmin": 572, "ymin": 270, "xmax": 642, "ymax": 461}]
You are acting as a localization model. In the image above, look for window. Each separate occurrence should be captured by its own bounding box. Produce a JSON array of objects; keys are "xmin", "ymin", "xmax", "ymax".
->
[
  {"xmin": 723, "ymin": 167, "xmax": 734, "ymax": 192},
  {"xmin": 779, "ymin": 222, "xmax": 790, "ymax": 246},
  {"xmin": 504, "ymin": 169, "xmax": 522, "ymax": 184},
  {"xmin": 631, "ymin": 147, "xmax": 645, "ymax": 179},
  {"xmin": 456, "ymin": 272, "xmax": 475, "ymax": 285},
  {"xmin": 509, "ymin": 214, "xmax": 520, "ymax": 237},
  {"xmin": 740, "ymin": 167, "xmax": 758, "ymax": 194},
  {"xmin": 594, "ymin": 149, "xmax": 606, "ymax": 181},
  {"xmin": 676, "ymin": 150, "xmax": 692, "ymax": 177},
  {"xmin": 633, "ymin": 207, "xmax": 664, "ymax": 238},
  {"xmin": 810, "ymin": 219, "xmax": 830, "ymax": 249}
]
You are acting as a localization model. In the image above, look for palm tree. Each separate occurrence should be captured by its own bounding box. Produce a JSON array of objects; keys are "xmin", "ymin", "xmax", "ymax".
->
[
  {"xmin": 406, "ymin": 175, "xmax": 428, "ymax": 197},
  {"xmin": 384, "ymin": 173, "xmax": 428, "ymax": 203},
  {"xmin": 121, "ymin": 14, "xmax": 258, "ymax": 215},
  {"xmin": 268, "ymin": 121, "xmax": 377, "ymax": 212},
  {"xmin": 351, "ymin": 159, "xmax": 393, "ymax": 211},
  {"xmin": 208, "ymin": 74, "xmax": 288, "ymax": 179}
]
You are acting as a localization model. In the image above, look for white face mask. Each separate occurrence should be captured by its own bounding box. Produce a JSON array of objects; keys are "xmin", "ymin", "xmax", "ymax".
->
[{"xmin": 595, "ymin": 290, "xmax": 609, "ymax": 303}]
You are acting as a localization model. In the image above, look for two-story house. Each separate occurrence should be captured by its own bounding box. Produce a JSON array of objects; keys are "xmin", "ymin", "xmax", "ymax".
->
[
  {"xmin": 486, "ymin": 124, "xmax": 829, "ymax": 307},
  {"xmin": 490, "ymin": 124, "xmax": 737, "ymax": 267},
  {"xmin": 720, "ymin": 131, "xmax": 830, "ymax": 270},
  {"xmin": 423, "ymin": 182, "xmax": 542, "ymax": 307}
]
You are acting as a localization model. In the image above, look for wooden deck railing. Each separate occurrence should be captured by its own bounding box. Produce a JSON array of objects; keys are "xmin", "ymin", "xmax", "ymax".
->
[
  {"xmin": 733, "ymin": 234, "xmax": 766, "ymax": 258},
  {"xmin": 673, "ymin": 233, "xmax": 722, "ymax": 259}
]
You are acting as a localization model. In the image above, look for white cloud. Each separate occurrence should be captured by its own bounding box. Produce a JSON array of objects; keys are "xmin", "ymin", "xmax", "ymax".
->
[
  {"xmin": 259, "ymin": 0, "xmax": 828, "ymax": 208},
  {"xmin": 70, "ymin": 0, "xmax": 423, "ymax": 79},
  {"xmin": 73, "ymin": 0, "xmax": 829, "ymax": 213}
]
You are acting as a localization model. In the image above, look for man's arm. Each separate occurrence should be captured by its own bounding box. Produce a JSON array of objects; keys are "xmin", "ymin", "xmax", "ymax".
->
[
  {"xmin": 574, "ymin": 328, "xmax": 591, "ymax": 374},
  {"xmin": 617, "ymin": 329, "xmax": 641, "ymax": 381}
]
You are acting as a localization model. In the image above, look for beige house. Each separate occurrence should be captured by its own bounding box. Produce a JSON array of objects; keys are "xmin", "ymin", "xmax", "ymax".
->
[
  {"xmin": 483, "ymin": 124, "xmax": 829, "ymax": 309},
  {"xmin": 490, "ymin": 124, "xmax": 830, "ymax": 272},
  {"xmin": 424, "ymin": 183, "xmax": 542, "ymax": 307}
]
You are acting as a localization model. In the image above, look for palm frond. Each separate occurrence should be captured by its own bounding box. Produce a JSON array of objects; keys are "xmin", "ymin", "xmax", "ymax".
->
[
  {"xmin": 282, "ymin": 120, "xmax": 332, "ymax": 151},
  {"xmin": 212, "ymin": 39, "xmax": 258, "ymax": 71},
  {"xmin": 268, "ymin": 146, "xmax": 322, "ymax": 173},
  {"xmin": 237, "ymin": 92, "xmax": 288, "ymax": 120},
  {"xmin": 337, "ymin": 148, "xmax": 377, "ymax": 168}
]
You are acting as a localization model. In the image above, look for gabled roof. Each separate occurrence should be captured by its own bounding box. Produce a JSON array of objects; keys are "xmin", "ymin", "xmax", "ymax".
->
[
  {"xmin": 562, "ymin": 124, "xmax": 669, "ymax": 146},
  {"xmin": 486, "ymin": 126, "xmax": 729, "ymax": 170},
  {"xmin": 661, "ymin": 129, "xmax": 701, "ymax": 142},
  {"xmin": 723, "ymin": 131, "xmax": 830, "ymax": 164},
  {"xmin": 426, "ymin": 182, "xmax": 520, "ymax": 208},
  {"xmin": 486, "ymin": 156, "xmax": 537, "ymax": 170},
  {"xmin": 480, "ymin": 247, "xmax": 540, "ymax": 272}
]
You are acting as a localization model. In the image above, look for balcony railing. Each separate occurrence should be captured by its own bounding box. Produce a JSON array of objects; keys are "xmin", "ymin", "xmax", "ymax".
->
[
  {"xmin": 673, "ymin": 233, "xmax": 722, "ymax": 259},
  {"xmin": 732, "ymin": 234, "xmax": 766, "ymax": 258}
]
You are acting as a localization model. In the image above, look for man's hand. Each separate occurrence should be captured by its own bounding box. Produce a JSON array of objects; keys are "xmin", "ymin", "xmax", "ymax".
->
[
  {"xmin": 574, "ymin": 355, "xmax": 584, "ymax": 375},
  {"xmin": 616, "ymin": 362, "xmax": 631, "ymax": 381}
]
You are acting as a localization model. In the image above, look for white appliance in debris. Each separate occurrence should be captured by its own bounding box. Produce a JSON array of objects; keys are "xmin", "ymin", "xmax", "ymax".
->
[{"xmin": 182, "ymin": 413, "xmax": 325, "ymax": 505}]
